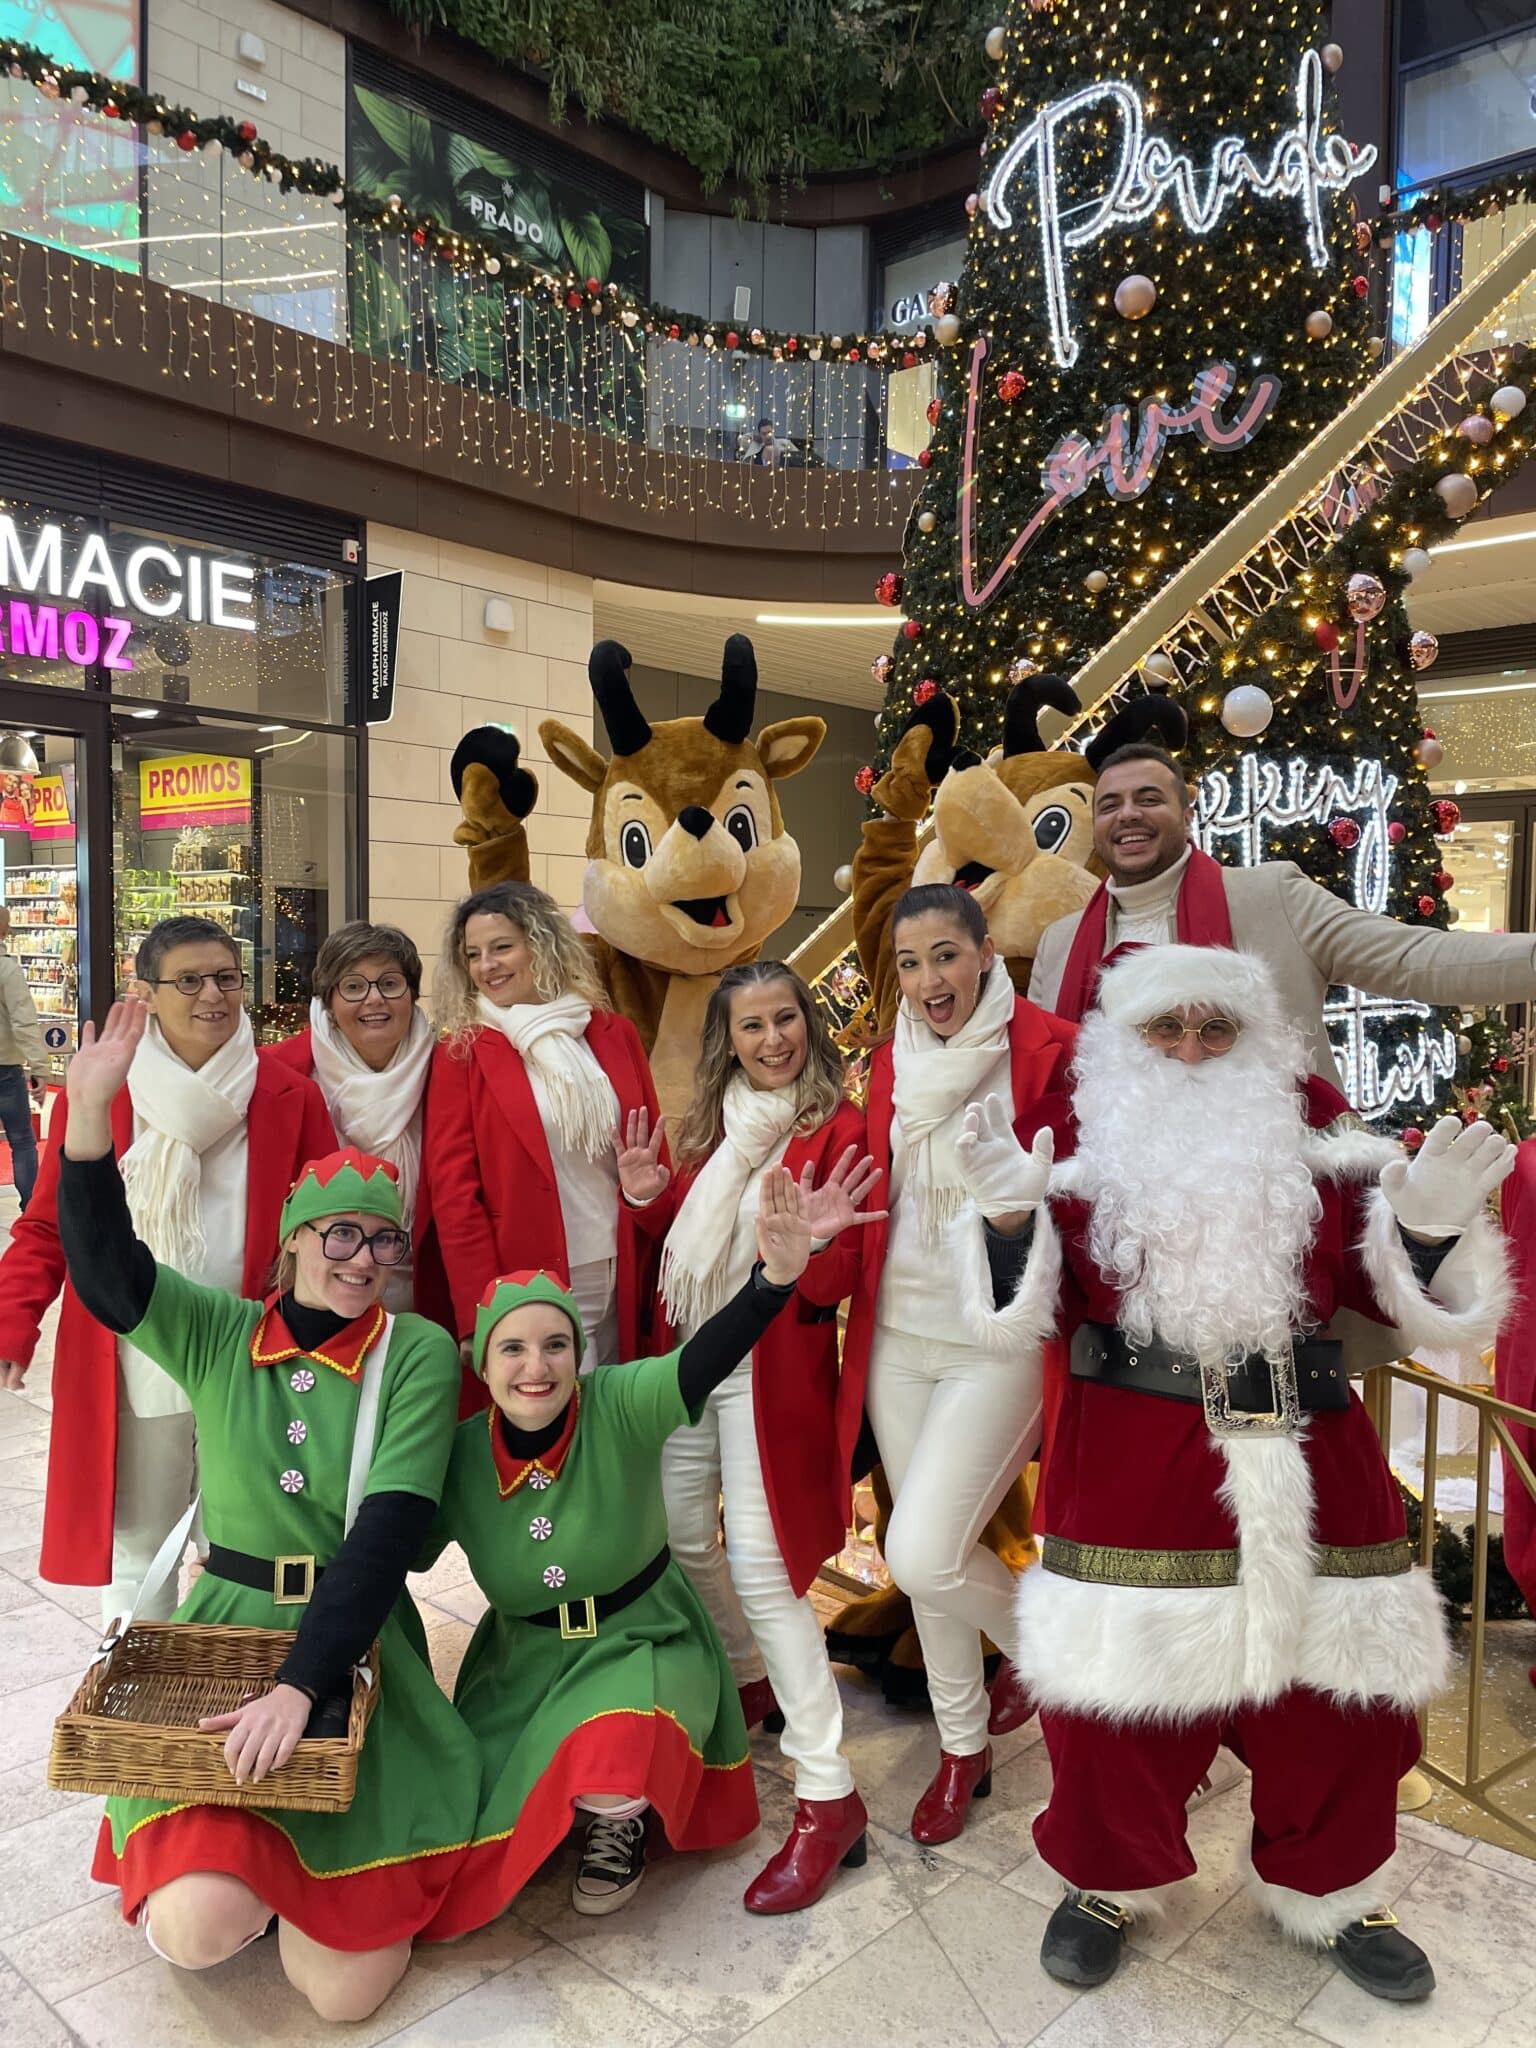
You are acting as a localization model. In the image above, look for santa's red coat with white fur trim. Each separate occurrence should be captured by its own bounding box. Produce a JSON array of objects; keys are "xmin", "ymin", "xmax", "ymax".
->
[{"xmin": 956, "ymin": 1074, "xmax": 1509, "ymax": 1726}]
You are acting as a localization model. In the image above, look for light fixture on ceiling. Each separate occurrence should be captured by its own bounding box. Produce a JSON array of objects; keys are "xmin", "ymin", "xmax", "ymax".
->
[
  {"xmin": 1430, "ymin": 525, "xmax": 1536, "ymax": 557},
  {"xmin": 0, "ymin": 731, "xmax": 39, "ymax": 775}
]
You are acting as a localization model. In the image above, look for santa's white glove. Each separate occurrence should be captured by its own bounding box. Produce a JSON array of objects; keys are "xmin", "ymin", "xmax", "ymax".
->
[
  {"xmin": 1379, "ymin": 1116, "xmax": 1515, "ymax": 1240},
  {"xmin": 955, "ymin": 1095, "xmax": 1055, "ymax": 1222}
]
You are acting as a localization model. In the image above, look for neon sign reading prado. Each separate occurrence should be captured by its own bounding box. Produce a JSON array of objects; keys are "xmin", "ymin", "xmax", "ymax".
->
[
  {"xmin": 0, "ymin": 517, "xmax": 256, "ymax": 675},
  {"xmin": 984, "ymin": 49, "xmax": 1377, "ymax": 368}
]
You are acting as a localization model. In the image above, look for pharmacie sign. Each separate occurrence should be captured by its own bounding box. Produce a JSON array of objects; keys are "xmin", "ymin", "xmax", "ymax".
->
[{"xmin": 0, "ymin": 516, "xmax": 256, "ymax": 675}]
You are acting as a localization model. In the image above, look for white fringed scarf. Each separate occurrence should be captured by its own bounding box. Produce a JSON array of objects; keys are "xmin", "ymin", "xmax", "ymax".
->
[
  {"xmin": 476, "ymin": 993, "xmax": 619, "ymax": 1160},
  {"xmin": 659, "ymin": 1072, "xmax": 801, "ymax": 1332},
  {"xmin": 891, "ymin": 964, "xmax": 1014, "ymax": 1244},
  {"xmin": 120, "ymin": 1013, "xmax": 259, "ymax": 1271},
  {"xmin": 308, "ymin": 998, "xmax": 434, "ymax": 1222}
]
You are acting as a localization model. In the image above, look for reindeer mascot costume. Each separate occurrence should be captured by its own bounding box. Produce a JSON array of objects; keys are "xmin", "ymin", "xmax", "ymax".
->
[
  {"xmin": 831, "ymin": 676, "xmax": 1188, "ymax": 1708},
  {"xmin": 450, "ymin": 635, "xmax": 824, "ymax": 1120}
]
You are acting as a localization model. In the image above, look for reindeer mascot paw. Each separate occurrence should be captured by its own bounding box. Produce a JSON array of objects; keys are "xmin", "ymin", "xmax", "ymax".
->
[
  {"xmin": 831, "ymin": 678, "xmax": 1188, "ymax": 1712},
  {"xmin": 449, "ymin": 725, "xmax": 539, "ymax": 891}
]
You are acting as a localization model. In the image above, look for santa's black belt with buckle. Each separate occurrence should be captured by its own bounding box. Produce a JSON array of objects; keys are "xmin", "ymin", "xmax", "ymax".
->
[
  {"xmin": 524, "ymin": 1547, "xmax": 671, "ymax": 1639},
  {"xmin": 1070, "ymin": 1322, "xmax": 1350, "ymax": 1413},
  {"xmin": 206, "ymin": 1544, "xmax": 325, "ymax": 1605}
]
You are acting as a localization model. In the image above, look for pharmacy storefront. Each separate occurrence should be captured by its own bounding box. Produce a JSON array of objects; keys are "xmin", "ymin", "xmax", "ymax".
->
[{"xmin": 0, "ymin": 431, "xmax": 367, "ymax": 1071}]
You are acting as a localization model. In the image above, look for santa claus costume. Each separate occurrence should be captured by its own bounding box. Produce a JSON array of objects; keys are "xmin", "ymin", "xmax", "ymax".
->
[{"xmin": 959, "ymin": 945, "xmax": 1512, "ymax": 2004}]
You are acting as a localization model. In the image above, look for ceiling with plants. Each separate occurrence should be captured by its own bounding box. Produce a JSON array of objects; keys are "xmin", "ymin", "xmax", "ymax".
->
[{"xmin": 379, "ymin": 0, "xmax": 994, "ymax": 192}]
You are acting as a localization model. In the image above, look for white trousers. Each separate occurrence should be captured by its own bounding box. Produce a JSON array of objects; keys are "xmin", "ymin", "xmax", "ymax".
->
[
  {"xmin": 662, "ymin": 1359, "xmax": 854, "ymax": 1802},
  {"xmin": 570, "ymin": 1257, "xmax": 619, "ymax": 1372},
  {"xmin": 866, "ymin": 1323, "xmax": 1042, "ymax": 1756},
  {"xmin": 104, "ymin": 1405, "xmax": 201, "ymax": 1626}
]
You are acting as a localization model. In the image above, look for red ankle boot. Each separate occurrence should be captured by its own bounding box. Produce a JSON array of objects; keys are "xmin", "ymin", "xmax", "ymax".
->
[
  {"xmin": 911, "ymin": 1747, "xmax": 993, "ymax": 1845},
  {"xmin": 738, "ymin": 1676, "xmax": 785, "ymax": 1734},
  {"xmin": 986, "ymin": 1658, "xmax": 1035, "ymax": 1735},
  {"xmin": 743, "ymin": 1791, "xmax": 868, "ymax": 1914}
]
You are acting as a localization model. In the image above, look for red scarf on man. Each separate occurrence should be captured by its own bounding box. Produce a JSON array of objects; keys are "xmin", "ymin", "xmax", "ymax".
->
[{"xmin": 1053, "ymin": 845, "xmax": 1234, "ymax": 1022}]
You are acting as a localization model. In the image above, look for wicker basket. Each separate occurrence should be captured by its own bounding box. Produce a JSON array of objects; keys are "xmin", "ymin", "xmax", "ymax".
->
[{"xmin": 48, "ymin": 1622, "xmax": 380, "ymax": 1814}]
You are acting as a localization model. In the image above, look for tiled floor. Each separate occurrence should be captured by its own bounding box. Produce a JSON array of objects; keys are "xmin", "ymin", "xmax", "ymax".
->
[{"xmin": 2, "ymin": 1190, "xmax": 1535, "ymax": 2045}]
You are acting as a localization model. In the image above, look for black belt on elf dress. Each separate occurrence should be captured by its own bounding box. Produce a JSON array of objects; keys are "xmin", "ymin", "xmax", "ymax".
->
[
  {"xmin": 1070, "ymin": 1321, "xmax": 1350, "ymax": 1418},
  {"xmin": 206, "ymin": 1545, "xmax": 326, "ymax": 1606},
  {"xmin": 524, "ymin": 1547, "xmax": 671, "ymax": 1640}
]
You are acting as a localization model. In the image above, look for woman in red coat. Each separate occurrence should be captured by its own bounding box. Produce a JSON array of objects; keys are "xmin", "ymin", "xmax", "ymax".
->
[
  {"xmin": 844, "ymin": 884, "xmax": 1077, "ymax": 1846},
  {"xmin": 619, "ymin": 960, "xmax": 884, "ymax": 1915},
  {"xmin": 425, "ymin": 881, "xmax": 661, "ymax": 1367},
  {"xmin": 261, "ymin": 920, "xmax": 443, "ymax": 1323}
]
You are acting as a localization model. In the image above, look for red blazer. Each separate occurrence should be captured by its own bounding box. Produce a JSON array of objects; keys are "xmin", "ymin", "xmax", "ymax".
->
[
  {"xmin": 0, "ymin": 1064, "xmax": 335, "ymax": 1585},
  {"xmin": 625, "ymin": 1099, "xmax": 868, "ymax": 1598},
  {"xmin": 843, "ymin": 994, "xmax": 1079, "ymax": 1390},
  {"xmin": 259, "ymin": 1027, "xmax": 452, "ymax": 1337},
  {"xmin": 424, "ymin": 1012, "xmax": 662, "ymax": 1361}
]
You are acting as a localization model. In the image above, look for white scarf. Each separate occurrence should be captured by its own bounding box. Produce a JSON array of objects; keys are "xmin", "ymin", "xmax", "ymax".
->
[
  {"xmin": 660, "ymin": 1072, "xmax": 802, "ymax": 1332},
  {"xmin": 476, "ymin": 992, "xmax": 619, "ymax": 1160},
  {"xmin": 308, "ymin": 998, "xmax": 434, "ymax": 1222},
  {"xmin": 121, "ymin": 1013, "xmax": 259, "ymax": 1272},
  {"xmin": 892, "ymin": 963, "xmax": 1015, "ymax": 1243}
]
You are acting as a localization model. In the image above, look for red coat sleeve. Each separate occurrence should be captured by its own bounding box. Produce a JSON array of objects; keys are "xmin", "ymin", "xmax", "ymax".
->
[
  {"xmin": 424, "ymin": 1043, "xmax": 500, "ymax": 1336},
  {"xmin": 0, "ymin": 1091, "xmax": 72, "ymax": 1368}
]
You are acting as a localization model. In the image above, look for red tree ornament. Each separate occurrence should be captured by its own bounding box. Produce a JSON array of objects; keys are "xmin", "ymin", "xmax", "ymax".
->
[
  {"xmin": 1416, "ymin": 895, "xmax": 1437, "ymax": 916},
  {"xmin": 847, "ymin": 347, "xmax": 861, "ymax": 362},
  {"xmin": 412, "ymin": 228, "xmax": 428, "ymax": 247},
  {"xmin": 1403, "ymin": 1128, "xmax": 1426, "ymax": 1151},
  {"xmin": 1387, "ymin": 821, "xmax": 1407, "ymax": 844},
  {"xmin": 1350, "ymin": 274, "xmax": 1370, "ymax": 299},
  {"xmin": 876, "ymin": 572, "xmax": 904, "ymax": 607},
  {"xmin": 1314, "ymin": 620, "xmax": 1340, "ymax": 651},
  {"xmin": 997, "ymin": 369, "xmax": 1027, "ymax": 403},
  {"xmin": 667, "ymin": 321, "xmax": 680, "ymax": 338},
  {"xmin": 176, "ymin": 130, "xmax": 197, "ymax": 152},
  {"xmin": 787, "ymin": 337, "xmax": 799, "ymax": 353},
  {"xmin": 1495, "ymin": 1057, "xmax": 1512, "ymax": 1074},
  {"xmin": 918, "ymin": 448, "xmax": 934, "ymax": 468},
  {"xmin": 1329, "ymin": 818, "xmax": 1361, "ymax": 850},
  {"xmin": 725, "ymin": 330, "xmax": 739, "ymax": 349},
  {"xmin": 586, "ymin": 276, "xmax": 601, "ymax": 294},
  {"xmin": 902, "ymin": 619, "xmax": 923, "ymax": 641},
  {"xmin": 1431, "ymin": 798, "xmax": 1461, "ymax": 835},
  {"xmin": 1433, "ymin": 870, "xmax": 1455, "ymax": 893},
  {"xmin": 237, "ymin": 120, "xmax": 257, "ymax": 142},
  {"xmin": 979, "ymin": 86, "xmax": 1003, "ymax": 121},
  {"xmin": 854, "ymin": 765, "xmax": 877, "ymax": 796},
  {"xmin": 926, "ymin": 398, "xmax": 941, "ymax": 427},
  {"xmin": 913, "ymin": 678, "xmax": 939, "ymax": 705},
  {"xmin": 1426, "ymin": 211, "xmax": 1444, "ymax": 232}
]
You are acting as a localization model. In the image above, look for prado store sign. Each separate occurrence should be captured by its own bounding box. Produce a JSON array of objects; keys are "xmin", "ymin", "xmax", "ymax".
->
[{"xmin": 0, "ymin": 516, "xmax": 256, "ymax": 676}]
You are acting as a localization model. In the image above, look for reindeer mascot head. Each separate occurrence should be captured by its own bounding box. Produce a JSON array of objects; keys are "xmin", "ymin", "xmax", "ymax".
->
[
  {"xmin": 852, "ymin": 676, "xmax": 1187, "ymax": 1031},
  {"xmin": 449, "ymin": 633, "xmax": 824, "ymax": 1118}
]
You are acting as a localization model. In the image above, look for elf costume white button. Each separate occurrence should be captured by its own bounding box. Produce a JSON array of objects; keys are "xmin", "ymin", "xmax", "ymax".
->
[
  {"xmin": 528, "ymin": 1470, "xmax": 552, "ymax": 1491},
  {"xmin": 542, "ymin": 1565, "xmax": 566, "ymax": 1589},
  {"xmin": 280, "ymin": 1469, "xmax": 305, "ymax": 1494},
  {"xmin": 290, "ymin": 1369, "xmax": 316, "ymax": 1393},
  {"xmin": 529, "ymin": 1516, "xmax": 553, "ymax": 1541},
  {"xmin": 287, "ymin": 1420, "xmax": 308, "ymax": 1445}
]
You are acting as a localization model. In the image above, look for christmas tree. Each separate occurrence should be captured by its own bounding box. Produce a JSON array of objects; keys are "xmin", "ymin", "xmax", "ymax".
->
[{"xmin": 868, "ymin": 0, "xmax": 1379, "ymax": 769}]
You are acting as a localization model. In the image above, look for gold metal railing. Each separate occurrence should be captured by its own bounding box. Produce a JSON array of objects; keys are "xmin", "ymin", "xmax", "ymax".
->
[{"xmin": 1362, "ymin": 1356, "xmax": 1536, "ymax": 1854}]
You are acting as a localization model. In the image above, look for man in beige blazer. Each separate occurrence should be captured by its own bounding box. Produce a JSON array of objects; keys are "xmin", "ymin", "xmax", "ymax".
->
[{"xmin": 1029, "ymin": 743, "xmax": 1536, "ymax": 1084}]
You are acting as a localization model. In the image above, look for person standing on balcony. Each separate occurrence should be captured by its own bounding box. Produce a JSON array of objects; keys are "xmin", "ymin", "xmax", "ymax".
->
[
  {"xmin": 262, "ymin": 921, "xmax": 440, "ymax": 1322},
  {"xmin": 844, "ymin": 883, "xmax": 1077, "ymax": 1846},
  {"xmin": 0, "ymin": 904, "xmax": 45, "ymax": 1211},
  {"xmin": 0, "ymin": 915, "xmax": 334, "ymax": 1624},
  {"xmin": 1031, "ymin": 743, "xmax": 1536, "ymax": 1062},
  {"xmin": 425, "ymin": 882, "xmax": 663, "ymax": 1386},
  {"xmin": 618, "ymin": 960, "xmax": 884, "ymax": 1913},
  {"xmin": 741, "ymin": 417, "xmax": 794, "ymax": 466}
]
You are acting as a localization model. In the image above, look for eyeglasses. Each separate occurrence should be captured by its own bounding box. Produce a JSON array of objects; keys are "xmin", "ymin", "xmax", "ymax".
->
[
  {"xmin": 334, "ymin": 972, "xmax": 411, "ymax": 1003},
  {"xmin": 152, "ymin": 969, "xmax": 246, "ymax": 997},
  {"xmin": 1139, "ymin": 1014, "xmax": 1243, "ymax": 1056},
  {"xmin": 303, "ymin": 1220, "xmax": 410, "ymax": 1266}
]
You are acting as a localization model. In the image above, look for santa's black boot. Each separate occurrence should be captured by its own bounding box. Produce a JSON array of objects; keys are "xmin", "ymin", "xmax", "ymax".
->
[
  {"xmin": 1328, "ymin": 1912, "xmax": 1435, "ymax": 2001},
  {"xmin": 1040, "ymin": 1894, "xmax": 1130, "ymax": 1986}
]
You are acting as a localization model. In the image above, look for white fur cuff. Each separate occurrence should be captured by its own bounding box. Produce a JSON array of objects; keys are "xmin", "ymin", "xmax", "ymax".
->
[
  {"xmin": 1360, "ymin": 1187, "xmax": 1512, "ymax": 1358},
  {"xmin": 1246, "ymin": 1854, "xmax": 1396, "ymax": 1946},
  {"xmin": 951, "ymin": 1203, "xmax": 1061, "ymax": 1357}
]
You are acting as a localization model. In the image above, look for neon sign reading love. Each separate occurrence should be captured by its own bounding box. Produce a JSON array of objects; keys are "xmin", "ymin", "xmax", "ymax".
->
[
  {"xmin": 983, "ymin": 49, "xmax": 1377, "ymax": 368},
  {"xmin": 958, "ymin": 337, "xmax": 1281, "ymax": 607}
]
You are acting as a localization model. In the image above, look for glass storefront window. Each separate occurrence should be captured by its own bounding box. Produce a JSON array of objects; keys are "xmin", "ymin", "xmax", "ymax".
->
[
  {"xmin": 0, "ymin": 725, "xmax": 82, "ymax": 1076},
  {"xmin": 113, "ymin": 718, "xmax": 357, "ymax": 1042},
  {"xmin": 1399, "ymin": 18, "xmax": 1536, "ymax": 187}
]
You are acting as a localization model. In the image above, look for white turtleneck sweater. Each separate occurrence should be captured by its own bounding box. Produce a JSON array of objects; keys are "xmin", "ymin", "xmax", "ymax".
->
[{"xmin": 1105, "ymin": 844, "xmax": 1192, "ymax": 952}]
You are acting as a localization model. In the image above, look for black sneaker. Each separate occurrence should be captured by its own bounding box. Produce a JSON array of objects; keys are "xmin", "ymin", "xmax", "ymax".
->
[
  {"xmin": 1329, "ymin": 1911, "xmax": 1435, "ymax": 2001},
  {"xmin": 1040, "ymin": 1893, "xmax": 1130, "ymax": 1987},
  {"xmin": 572, "ymin": 1812, "xmax": 647, "ymax": 1916}
]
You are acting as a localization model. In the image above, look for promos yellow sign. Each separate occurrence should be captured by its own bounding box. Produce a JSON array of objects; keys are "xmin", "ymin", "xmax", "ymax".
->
[
  {"xmin": 139, "ymin": 753, "xmax": 252, "ymax": 831},
  {"xmin": 30, "ymin": 772, "xmax": 73, "ymax": 840}
]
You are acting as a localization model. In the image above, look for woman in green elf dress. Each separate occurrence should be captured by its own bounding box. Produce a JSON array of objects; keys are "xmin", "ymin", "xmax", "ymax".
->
[
  {"xmin": 54, "ymin": 999, "xmax": 480, "ymax": 2024},
  {"xmin": 426, "ymin": 1164, "xmax": 824, "ymax": 1932}
]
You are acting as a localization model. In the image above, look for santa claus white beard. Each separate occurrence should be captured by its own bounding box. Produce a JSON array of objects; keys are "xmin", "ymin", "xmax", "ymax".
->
[{"xmin": 1072, "ymin": 1014, "xmax": 1322, "ymax": 1365}]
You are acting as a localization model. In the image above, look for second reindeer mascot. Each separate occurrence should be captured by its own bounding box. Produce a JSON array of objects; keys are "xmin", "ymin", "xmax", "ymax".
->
[{"xmin": 959, "ymin": 943, "xmax": 1513, "ymax": 2005}]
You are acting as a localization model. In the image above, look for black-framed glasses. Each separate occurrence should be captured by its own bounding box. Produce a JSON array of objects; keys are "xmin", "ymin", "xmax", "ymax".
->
[
  {"xmin": 302, "ymin": 1220, "xmax": 410, "ymax": 1266},
  {"xmin": 1140, "ymin": 1014, "xmax": 1243, "ymax": 1056},
  {"xmin": 335, "ymin": 972, "xmax": 411, "ymax": 1003},
  {"xmin": 152, "ymin": 969, "xmax": 246, "ymax": 997}
]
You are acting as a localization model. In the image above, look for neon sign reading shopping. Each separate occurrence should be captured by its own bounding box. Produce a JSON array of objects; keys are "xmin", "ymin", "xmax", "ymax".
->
[
  {"xmin": 983, "ymin": 50, "xmax": 1377, "ymax": 368},
  {"xmin": 0, "ymin": 517, "xmax": 257, "ymax": 675}
]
